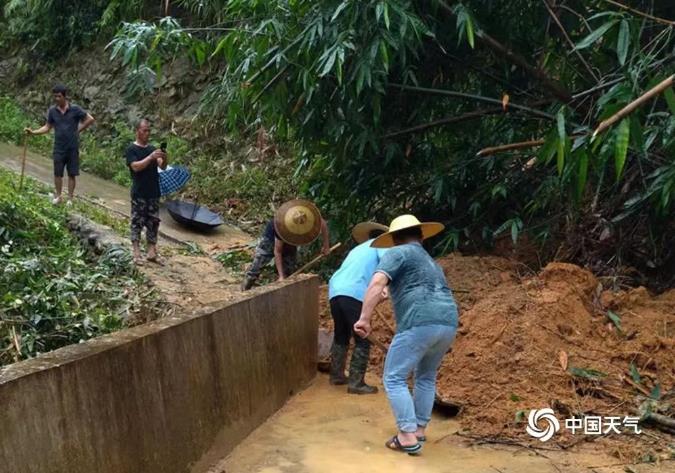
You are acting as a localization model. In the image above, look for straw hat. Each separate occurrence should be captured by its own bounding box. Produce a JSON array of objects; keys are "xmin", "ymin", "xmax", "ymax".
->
[
  {"xmin": 371, "ymin": 214, "xmax": 444, "ymax": 248},
  {"xmin": 351, "ymin": 222, "xmax": 389, "ymax": 244},
  {"xmin": 273, "ymin": 199, "xmax": 323, "ymax": 246}
]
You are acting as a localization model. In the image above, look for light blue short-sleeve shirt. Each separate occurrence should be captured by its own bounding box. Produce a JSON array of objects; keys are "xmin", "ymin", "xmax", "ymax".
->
[
  {"xmin": 376, "ymin": 242, "xmax": 458, "ymax": 333},
  {"xmin": 328, "ymin": 239, "xmax": 388, "ymax": 302}
]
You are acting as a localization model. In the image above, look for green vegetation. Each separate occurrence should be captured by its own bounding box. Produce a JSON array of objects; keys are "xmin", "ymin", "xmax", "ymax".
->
[
  {"xmin": 1, "ymin": 1, "xmax": 674, "ymax": 288},
  {"xmin": 0, "ymin": 0, "xmax": 145, "ymax": 56},
  {"xmin": 0, "ymin": 96, "xmax": 49, "ymax": 151},
  {"xmin": 0, "ymin": 167, "xmax": 158, "ymax": 366},
  {"xmin": 107, "ymin": 0, "xmax": 675, "ymax": 288}
]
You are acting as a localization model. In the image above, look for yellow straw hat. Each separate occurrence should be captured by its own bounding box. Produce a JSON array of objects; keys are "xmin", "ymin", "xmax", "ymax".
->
[
  {"xmin": 351, "ymin": 222, "xmax": 389, "ymax": 244},
  {"xmin": 273, "ymin": 199, "xmax": 323, "ymax": 246},
  {"xmin": 371, "ymin": 214, "xmax": 444, "ymax": 248}
]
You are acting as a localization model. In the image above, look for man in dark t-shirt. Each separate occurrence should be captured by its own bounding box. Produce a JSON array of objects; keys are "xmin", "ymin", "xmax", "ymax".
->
[
  {"xmin": 126, "ymin": 119, "xmax": 167, "ymax": 265},
  {"xmin": 25, "ymin": 84, "xmax": 95, "ymax": 205}
]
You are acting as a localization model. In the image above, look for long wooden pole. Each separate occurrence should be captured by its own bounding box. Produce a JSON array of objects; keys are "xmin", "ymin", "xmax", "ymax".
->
[
  {"xmin": 289, "ymin": 242, "xmax": 342, "ymax": 277},
  {"xmin": 18, "ymin": 133, "xmax": 28, "ymax": 192},
  {"xmin": 593, "ymin": 75, "xmax": 674, "ymax": 139},
  {"xmin": 477, "ymin": 139, "xmax": 545, "ymax": 157}
]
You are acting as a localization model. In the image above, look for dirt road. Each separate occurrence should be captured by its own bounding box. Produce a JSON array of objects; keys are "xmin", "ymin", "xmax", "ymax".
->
[{"xmin": 0, "ymin": 142, "xmax": 250, "ymax": 252}]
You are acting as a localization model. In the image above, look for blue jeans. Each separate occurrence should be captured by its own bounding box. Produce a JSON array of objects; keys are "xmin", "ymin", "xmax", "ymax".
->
[{"xmin": 383, "ymin": 324, "xmax": 457, "ymax": 433}]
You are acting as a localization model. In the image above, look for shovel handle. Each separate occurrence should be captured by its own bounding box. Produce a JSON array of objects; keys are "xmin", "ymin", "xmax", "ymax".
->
[{"xmin": 289, "ymin": 242, "xmax": 342, "ymax": 277}]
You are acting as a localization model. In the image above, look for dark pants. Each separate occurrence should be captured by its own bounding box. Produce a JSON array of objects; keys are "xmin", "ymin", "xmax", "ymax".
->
[
  {"xmin": 53, "ymin": 147, "xmax": 79, "ymax": 177},
  {"xmin": 330, "ymin": 296, "xmax": 370, "ymax": 350},
  {"xmin": 130, "ymin": 198, "xmax": 160, "ymax": 244},
  {"xmin": 245, "ymin": 235, "xmax": 296, "ymax": 280}
]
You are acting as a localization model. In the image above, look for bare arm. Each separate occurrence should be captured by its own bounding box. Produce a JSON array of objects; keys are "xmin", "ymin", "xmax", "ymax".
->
[
  {"xmin": 130, "ymin": 150, "xmax": 165, "ymax": 172},
  {"xmin": 78, "ymin": 113, "xmax": 95, "ymax": 133},
  {"xmin": 25, "ymin": 123, "xmax": 52, "ymax": 135},
  {"xmin": 274, "ymin": 237, "xmax": 286, "ymax": 280},
  {"xmin": 320, "ymin": 218, "xmax": 330, "ymax": 254},
  {"xmin": 353, "ymin": 272, "xmax": 389, "ymax": 337}
]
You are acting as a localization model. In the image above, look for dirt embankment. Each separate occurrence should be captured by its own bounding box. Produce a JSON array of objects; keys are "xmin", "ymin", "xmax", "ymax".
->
[{"xmin": 320, "ymin": 253, "xmax": 675, "ymax": 461}]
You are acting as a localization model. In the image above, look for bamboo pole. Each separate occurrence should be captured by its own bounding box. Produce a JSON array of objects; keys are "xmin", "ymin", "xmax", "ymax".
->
[
  {"xmin": 477, "ymin": 139, "xmax": 545, "ymax": 157},
  {"xmin": 18, "ymin": 133, "xmax": 28, "ymax": 191},
  {"xmin": 289, "ymin": 243, "xmax": 342, "ymax": 277},
  {"xmin": 592, "ymin": 75, "xmax": 674, "ymax": 139},
  {"xmin": 601, "ymin": 0, "xmax": 675, "ymax": 27}
]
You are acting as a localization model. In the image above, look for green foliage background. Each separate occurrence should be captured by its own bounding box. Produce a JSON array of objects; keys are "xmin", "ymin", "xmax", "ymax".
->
[
  {"xmin": 0, "ymin": 0, "xmax": 674, "ymax": 288},
  {"xmin": 0, "ymin": 168, "xmax": 156, "ymax": 366}
]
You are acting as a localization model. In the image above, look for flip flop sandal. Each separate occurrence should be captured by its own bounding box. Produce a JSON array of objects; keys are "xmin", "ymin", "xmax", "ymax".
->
[
  {"xmin": 146, "ymin": 255, "xmax": 165, "ymax": 266},
  {"xmin": 416, "ymin": 435, "xmax": 427, "ymax": 443},
  {"xmin": 133, "ymin": 257, "xmax": 145, "ymax": 266},
  {"xmin": 385, "ymin": 436, "xmax": 422, "ymax": 455}
]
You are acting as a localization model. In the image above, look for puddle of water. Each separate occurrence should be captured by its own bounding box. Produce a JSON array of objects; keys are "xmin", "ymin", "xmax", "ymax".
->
[{"xmin": 205, "ymin": 374, "xmax": 622, "ymax": 473}]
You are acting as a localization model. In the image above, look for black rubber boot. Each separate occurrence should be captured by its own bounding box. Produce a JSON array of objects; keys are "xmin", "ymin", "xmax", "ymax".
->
[
  {"xmin": 240, "ymin": 276, "xmax": 255, "ymax": 291},
  {"xmin": 329, "ymin": 343, "xmax": 348, "ymax": 385},
  {"xmin": 348, "ymin": 343, "xmax": 378, "ymax": 394}
]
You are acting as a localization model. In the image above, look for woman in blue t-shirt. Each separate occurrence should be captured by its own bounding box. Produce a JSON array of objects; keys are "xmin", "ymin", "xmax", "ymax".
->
[{"xmin": 354, "ymin": 214, "xmax": 458, "ymax": 456}]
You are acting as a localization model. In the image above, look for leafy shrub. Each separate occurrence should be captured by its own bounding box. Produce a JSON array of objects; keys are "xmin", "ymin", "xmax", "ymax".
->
[{"xmin": 0, "ymin": 168, "xmax": 154, "ymax": 366}]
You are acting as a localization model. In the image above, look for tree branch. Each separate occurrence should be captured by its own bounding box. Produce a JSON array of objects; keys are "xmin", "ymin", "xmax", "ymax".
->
[
  {"xmin": 477, "ymin": 140, "xmax": 545, "ymax": 157},
  {"xmin": 383, "ymin": 107, "xmax": 503, "ymax": 139},
  {"xmin": 389, "ymin": 83, "xmax": 557, "ymax": 120},
  {"xmin": 600, "ymin": 0, "xmax": 675, "ymax": 27},
  {"xmin": 593, "ymin": 74, "xmax": 675, "ymax": 138},
  {"xmin": 436, "ymin": 0, "xmax": 573, "ymax": 103},
  {"xmin": 542, "ymin": 0, "xmax": 599, "ymax": 82}
]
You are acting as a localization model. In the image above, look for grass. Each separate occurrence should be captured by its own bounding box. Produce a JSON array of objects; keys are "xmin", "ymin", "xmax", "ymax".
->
[{"xmin": 0, "ymin": 166, "xmax": 162, "ymax": 367}]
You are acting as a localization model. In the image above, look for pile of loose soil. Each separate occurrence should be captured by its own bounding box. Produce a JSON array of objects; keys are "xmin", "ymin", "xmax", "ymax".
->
[{"xmin": 319, "ymin": 253, "xmax": 675, "ymax": 461}]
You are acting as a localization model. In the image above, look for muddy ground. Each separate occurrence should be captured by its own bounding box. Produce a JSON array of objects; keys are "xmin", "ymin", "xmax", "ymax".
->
[{"xmin": 319, "ymin": 253, "xmax": 675, "ymax": 465}]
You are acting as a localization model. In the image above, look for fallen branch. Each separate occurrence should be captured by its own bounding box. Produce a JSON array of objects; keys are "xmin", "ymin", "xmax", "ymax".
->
[
  {"xmin": 600, "ymin": 0, "xmax": 675, "ymax": 27},
  {"xmin": 593, "ymin": 75, "xmax": 674, "ymax": 138},
  {"xmin": 644, "ymin": 412, "xmax": 675, "ymax": 431},
  {"xmin": 621, "ymin": 375, "xmax": 652, "ymax": 397}
]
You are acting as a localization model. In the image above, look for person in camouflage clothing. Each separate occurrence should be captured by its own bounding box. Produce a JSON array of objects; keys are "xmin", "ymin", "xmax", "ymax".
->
[
  {"xmin": 126, "ymin": 119, "xmax": 167, "ymax": 265},
  {"xmin": 241, "ymin": 202, "xmax": 330, "ymax": 290}
]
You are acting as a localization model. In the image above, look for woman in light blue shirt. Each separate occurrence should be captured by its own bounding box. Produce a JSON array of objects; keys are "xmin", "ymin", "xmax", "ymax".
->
[{"xmin": 328, "ymin": 221, "xmax": 388, "ymax": 394}]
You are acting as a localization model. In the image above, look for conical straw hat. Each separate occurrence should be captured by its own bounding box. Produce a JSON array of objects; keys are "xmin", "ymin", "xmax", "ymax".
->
[
  {"xmin": 274, "ymin": 199, "xmax": 322, "ymax": 246},
  {"xmin": 351, "ymin": 221, "xmax": 389, "ymax": 244},
  {"xmin": 371, "ymin": 214, "xmax": 444, "ymax": 248}
]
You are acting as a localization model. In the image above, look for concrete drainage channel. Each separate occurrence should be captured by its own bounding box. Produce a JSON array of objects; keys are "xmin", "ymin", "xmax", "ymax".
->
[{"xmin": 0, "ymin": 276, "xmax": 318, "ymax": 473}]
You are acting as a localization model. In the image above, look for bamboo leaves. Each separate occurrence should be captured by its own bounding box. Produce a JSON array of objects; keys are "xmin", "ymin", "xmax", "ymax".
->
[
  {"xmin": 575, "ymin": 18, "xmax": 619, "ymax": 50},
  {"xmin": 556, "ymin": 109, "xmax": 566, "ymax": 175},
  {"xmin": 453, "ymin": 3, "xmax": 476, "ymax": 48},
  {"xmin": 616, "ymin": 19, "xmax": 630, "ymax": 65},
  {"xmin": 614, "ymin": 118, "xmax": 630, "ymax": 181}
]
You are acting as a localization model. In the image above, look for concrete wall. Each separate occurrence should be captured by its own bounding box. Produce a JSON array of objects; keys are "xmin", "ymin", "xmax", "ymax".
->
[{"xmin": 0, "ymin": 276, "xmax": 318, "ymax": 473}]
